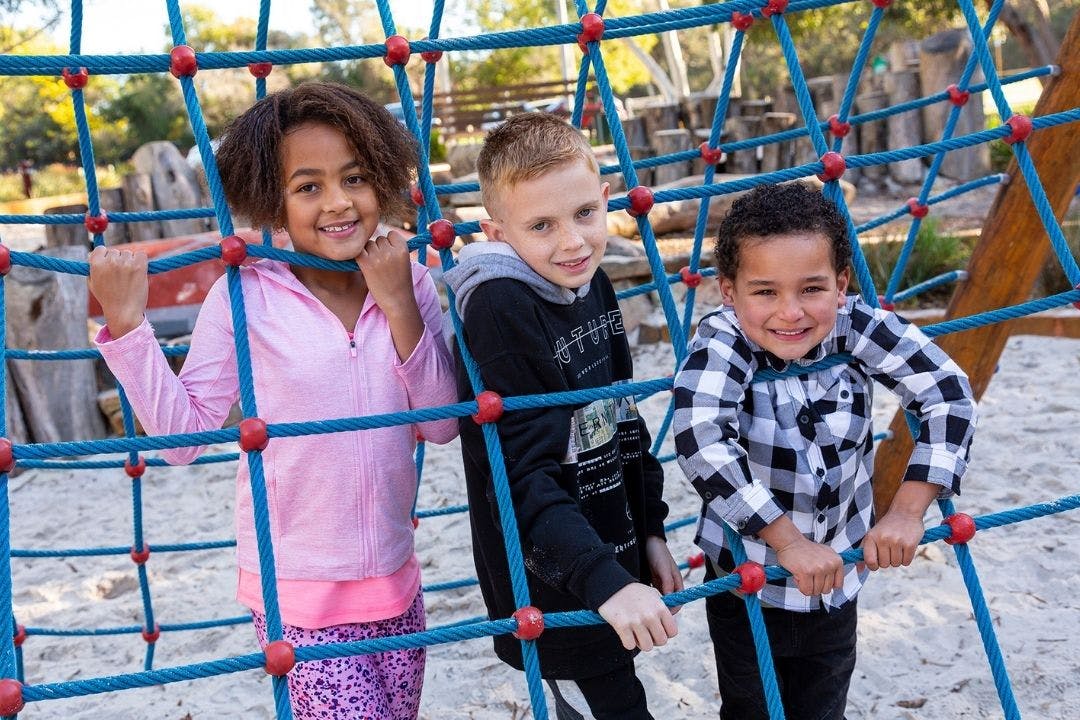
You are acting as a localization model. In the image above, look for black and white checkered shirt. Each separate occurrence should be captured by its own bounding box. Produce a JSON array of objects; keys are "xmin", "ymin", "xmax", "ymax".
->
[{"xmin": 673, "ymin": 295, "xmax": 977, "ymax": 611}]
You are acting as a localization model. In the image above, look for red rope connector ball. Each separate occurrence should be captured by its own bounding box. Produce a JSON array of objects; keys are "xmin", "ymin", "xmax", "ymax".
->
[
  {"xmin": 0, "ymin": 245, "xmax": 10, "ymax": 276},
  {"xmin": 734, "ymin": 561, "xmax": 766, "ymax": 594},
  {"xmin": 84, "ymin": 212, "xmax": 109, "ymax": 235},
  {"xmin": 942, "ymin": 512, "xmax": 976, "ymax": 545},
  {"xmin": 420, "ymin": 38, "xmax": 443, "ymax": 64},
  {"xmin": 264, "ymin": 639, "xmax": 296, "ymax": 676},
  {"xmin": 680, "ymin": 266, "xmax": 703, "ymax": 289},
  {"xmin": 579, "ymin": 13, "xmax": 605, "ymax": 43},
  {"xmin": 384, "ymin": 35, "xmax": 411, "ymax": 67},
  {"xmin": 0, "ymin": 678, "xmax": 24, "ymax": 716},
  {"xmin": 411, "ymin": 515, "xmax": 420, "ymax": 529},
  {"xmin": 512, "ymin": 605, "xmax": 545, "ymax": 640},
  {"xmin": 141, "ymin": 623, "xmax": 161, "ymax": 644},
  {"xmin": 687, "ymin": 552, "xmax": 705, "ymax": 569},
  {"xmin": 946, "ymin": 83, "xmax": 970, "ymax": 106},
  {"xmin": 906, "ymin": 198, "xmax": 929, "ymax": 219},
  {"xmin": 428, "ymin": 219, "xmax": 456, "ymax": 250},
  {"xmin": 761, "ymin": 0, "xmax": 788, "ymax": 18},
  {"xmin": 130, "ymin": 544, "xmax": 151, "ymax": 565},
  {"xmin": 699, "ymin": 141, "xmax": 723, "ymax": 165},
  {"xmin": 731, "ymin": 11, "xmax": 754, "ymax": 31},
  {"xmin": 869, "ymin": 0, "xmax": 893, "ymax": 8},
  {"xmin": 816, "ymin": 151, "xmax": 846, "ymax": 182},
  {"xmin": 472, "ymin": 390, "xmax": 504, "ymax": 425},
  {"xmin": 877, "ymin": 295, "xmax": 895, "ymax": 311},
  {"xmin": 627, "ymin": 186, "xmax": 654, "ymax": 217},
  {"xmin": 827, "ymin": 114, "xmax": 851, "ymax": 138},
  {"xmin": 13, "ymin": 625, "xmax": 27, "ymax": 648},
  {"xmin": 124, "ymin": 455, "xmax": 147, "ymax": 478},
  {"xmin": 220, "ymin": 235, "xmax": 248, "ymax": 267},
  {"xmin": 0, "ymin": 438, "xmax": 14, "ymax": 474},
  {"xmin": 247, "ymin": 62, "xmax": 273, "ymax": 78},
  {"xmin": 1004, "ymin": 114, "xmax": 1033, "ymax": 144},
  {"xmin": 410, "ymin": 183, "xmax": 425, "ymax": 207},
  {"xmin": 61, "ymin": 66, "xmax": 89, "ymax": 89},
  {"xmin": 238, "ymin": 417, "xmax": 269, "ymax": 452},
  {"xmin": 169, "ymin": 45, "xmax": 198, "ymax": 78}
]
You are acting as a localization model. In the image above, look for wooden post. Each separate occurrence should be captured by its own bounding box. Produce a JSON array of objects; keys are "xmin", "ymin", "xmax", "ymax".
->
[{"xmin": 872, "ymin": 14, "xmax": 1080, "ymax": 518}]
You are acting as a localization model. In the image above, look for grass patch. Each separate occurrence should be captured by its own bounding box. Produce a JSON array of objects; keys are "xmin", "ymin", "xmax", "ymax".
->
[{"xmin": 0, "ymin": 163, "xmax": 126, "ymax": 203}]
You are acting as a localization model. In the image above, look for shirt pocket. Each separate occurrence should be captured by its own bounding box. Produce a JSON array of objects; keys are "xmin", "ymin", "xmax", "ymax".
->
[{"xmin": 817, "ymin": 369, "xmax": 871, "ymax": 452}]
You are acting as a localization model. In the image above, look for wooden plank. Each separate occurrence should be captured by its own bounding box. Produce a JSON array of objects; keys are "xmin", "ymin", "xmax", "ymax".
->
[{"xmin": 872, "ymin": 13, "xmax": 1080, "ymax": 518}]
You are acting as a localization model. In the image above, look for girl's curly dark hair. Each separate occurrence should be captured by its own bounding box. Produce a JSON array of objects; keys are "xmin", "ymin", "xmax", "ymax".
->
[
  {"xmin": 215, "ymin": 82, "xmax": 418, "ymax": 229},
  {"xmin": 714, "ymin": 182, "xmax": 852, "ymax": 279}
]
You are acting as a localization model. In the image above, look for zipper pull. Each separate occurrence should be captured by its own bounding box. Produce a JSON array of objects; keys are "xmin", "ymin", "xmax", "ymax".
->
[{"xmin": 349, "ymin": 338, "xmax": 357, "ymax": 357}]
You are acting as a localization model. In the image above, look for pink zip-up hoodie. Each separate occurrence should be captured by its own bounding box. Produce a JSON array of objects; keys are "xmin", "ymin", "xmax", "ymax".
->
[{"xmin": 96, "ymin": 259, "xmax": 458, "ymax": 591}]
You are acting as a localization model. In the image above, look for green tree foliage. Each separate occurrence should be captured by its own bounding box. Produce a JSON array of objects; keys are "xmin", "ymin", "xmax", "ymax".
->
[{"xmin": 309, "ymin": 0, "xmax": 399, "ymax": 103}]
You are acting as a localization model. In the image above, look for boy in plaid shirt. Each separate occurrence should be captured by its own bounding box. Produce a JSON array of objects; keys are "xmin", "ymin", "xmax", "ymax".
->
[{"xmin": 672, "ymin": 182, "xmax": 977, "ymax": 720}]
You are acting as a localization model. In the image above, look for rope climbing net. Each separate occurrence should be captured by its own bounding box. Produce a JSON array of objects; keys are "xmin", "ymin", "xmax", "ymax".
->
[{"xmin": 0, "ymin": 0, "xmax": 1077, "ymax": 717}]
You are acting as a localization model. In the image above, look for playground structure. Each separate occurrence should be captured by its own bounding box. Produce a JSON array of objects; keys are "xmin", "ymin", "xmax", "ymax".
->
[{"xmin": 0, "ymin": 0, "xmax": 1077, "ymax": 718}]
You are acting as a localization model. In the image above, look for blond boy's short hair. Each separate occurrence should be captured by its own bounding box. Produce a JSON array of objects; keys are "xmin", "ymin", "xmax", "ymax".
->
[{"xmin": 476, "ymin": 113, "xmax": 599, "ymax": 214}]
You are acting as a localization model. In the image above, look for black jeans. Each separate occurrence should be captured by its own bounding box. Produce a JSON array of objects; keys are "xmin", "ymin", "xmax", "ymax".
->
[
  {"xmin": 546, "ymin": 660, "xmax": 652, "ymax": 720},
  {"xmin": 704, "ymin": 563, "xmax": 857, "ymax": 720}
]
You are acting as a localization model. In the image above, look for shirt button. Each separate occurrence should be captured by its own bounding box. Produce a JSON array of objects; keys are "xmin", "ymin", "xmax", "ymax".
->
[
  {"xmin": 840, "ymin": 390, "xmax": 849, "ymax": 399},
  {"xmin": 817, "ymin": 513, "xmax": 826, "ymax": 523},
  {"xmin": 704, "ymin": 491, "xmax": 713, "ymax": 500},
  {"xmin": 737, "ymin": 518, "xmax": 748, "ymax": 530},
  {"xmin": 798, "ymin": 413, "xmax": 811, "ymax": 424},
  {"xmin": 815, "ymin": 468, "xmax": 825, "ymax": 477}
]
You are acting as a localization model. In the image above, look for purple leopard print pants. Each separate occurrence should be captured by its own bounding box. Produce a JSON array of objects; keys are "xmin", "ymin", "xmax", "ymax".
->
[{"xmin": 252, "ymin": 592, "xmax": 426, "ymax": 719}]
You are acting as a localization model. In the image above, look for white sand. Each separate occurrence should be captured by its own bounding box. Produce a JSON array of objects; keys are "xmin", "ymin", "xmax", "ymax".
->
[{"xmin": 8, "ymin": 332, "xmax": 1080, "ymax": 719}]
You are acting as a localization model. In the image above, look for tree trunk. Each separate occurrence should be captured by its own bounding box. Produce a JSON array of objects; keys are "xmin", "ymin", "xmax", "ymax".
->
[
  {"xmin": 992, "ymin": 0, "xmax": 1060, "ymax": 83},
  {"xmin": 5, "ymin": 245, "xmax": 108, "ymax": 445}
]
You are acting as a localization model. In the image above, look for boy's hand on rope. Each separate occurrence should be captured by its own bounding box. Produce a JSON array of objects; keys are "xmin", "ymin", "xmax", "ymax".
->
[
  {"xmin": 774, "ymin": 537, "xmax": 845, "ymax": 597},
  {"xmin": 862, "ymin": 480, "xmax": 938, "ymax": 571},
  {"xmin": 88, "ymin": 245, "xmax": 149, "ymax": 340},
  {"xmin": 598, "ymin": 581, "xmax": 678, "ymax": 652},
  {"xmin": 645, "ymin": 535, "xmax": 684, "ymax": 614}
]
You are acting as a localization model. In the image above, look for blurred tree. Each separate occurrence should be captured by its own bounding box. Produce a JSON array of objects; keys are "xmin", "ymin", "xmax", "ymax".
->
[{"xmin": 309, "ymin": 0, "xmax": 399, "ymax": 103}]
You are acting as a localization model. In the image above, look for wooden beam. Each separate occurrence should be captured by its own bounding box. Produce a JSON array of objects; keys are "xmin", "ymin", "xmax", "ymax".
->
[{"xmin": 872, "ymin": 13, "xmax": 1080, "ymax": 518}]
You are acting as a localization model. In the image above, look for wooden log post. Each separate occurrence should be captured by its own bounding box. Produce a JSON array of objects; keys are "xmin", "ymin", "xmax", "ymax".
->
[
  {"xmin": 872, "ymin": 14, "xmax": 1080, "ymax": 518},
  {"xmin": 760, "ymin": 111, "xmax": 798, "ymax": 173},
  {"xmin": 131, "ymin": 141, "xmax": 205, "ymax": 238},
  {"xmin": 5, "ymin": 245, "xmax": 108, "ymax": 444},
  {"xmin": 122, "ymin": 172, "xmax": 162, "ymax": 242},
  {"xmin": 918, "ymin": 29, "xmax": 990, "ymax": 181},
  {"xmin": 652, "ymin": 129, "xmax": 693, "ymax": 186},
  {"xmin": 886, "ymin": 41, "xmax": 925, "ymax": 185},
  {"xmin": 43, "ymin": 204, "xmax": 88, "ymax": 248}
]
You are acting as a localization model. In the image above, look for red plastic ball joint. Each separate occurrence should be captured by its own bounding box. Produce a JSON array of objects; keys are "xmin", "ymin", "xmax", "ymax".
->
[
  {"xmin": 946, "ymin": 83, "xmax": 970, "ymax": 107},
  {"xmin": 877, "ymin": 295, "xmax": 896, "ymax": 311},
  {"xmin": 942, "ymin": 512, "xmax": 977, "ymax": 545},
  {"xmin": 0, "ymin": 678, "xmax": 25, "ymax": 716},
  {"xmin": 906, "ymin": 198, "xmax": 929, "ymax": 218},
  {"xmin": 384, "ymin": 35, "xmax": 411, "ymax": 67},
  {"xmin": 428, "ymin": 219, "xmax": 456, "ymax": 250},
  {"xmin": 220, "ymin": 234, "xmax": 248, "ymax": 266},
  {"xmin": 827, "ymin": 114, "xmax": 851, "ymax": 138},
  {"xmin": 761, "ymin": 0, "xmax": 788, "ymax": 18},
  {"xmin": 130, "ymin": 544, "xmax": 151, "ymax": 565},
  {"xmin": 420, "ymin": 48, "xmax": 443, "ymax": 63},
  {"xmin": 1004, "ymin": 114, "xmax": 1033, "ymax": 144},
  {"xmin": 579, "ymin": 13, "xmax": 605, "ymax": 43},
  {"xmin": 124, "ymin": 455, "xmax": 147, "ymax": 478},
  {"xmin": 471, "ymin": 390, "xmax": 504, "ymax": 425},
  {"xmin": 687, "ymin": 552, "xmax": 705, "ymax": 569},
  {"xmin": 238, "ymin": 417, "xmax": 269, "ymax": 452},
  {"xmin": 816, "ymin": 151, "xmax": 846, "ymax": 182},
  {"xmin": 680, "ymin": 266, "xmax": 703, "ymax": 289},
  {"xmin": 0, "ymin": 438, "xmax": 14, "ymax": 474},
  {"xmin": 61, "ymin": 66, "xmax": 89, "ymax": 89},
  {"xmin": 12, "ymin": 625, "xmax": 26, "ymax": 647},
  {"xmin": 699, "ymin": 141, "xmax": 723, "ymax": 165},
  {"xmin": 410, "ymin": 183, "xmax": 424, "ymax": 207},
  {"xmin": 264, "ymin": 639, "xmax": 296, "ymax": 676},
  {"xmin": 247, "ymin": 62, "xmax": 273, "ymax": 78},
  {"xmin": 869, "ymin": 0, "xmax": 893, "ymax": 7},
  {"xmin": 512, "ymin": 605, "xmax": 545, "ymax": 640},
  {"xmin": 734, "ymin": 561, "xmax": 766, "ymax": 594},
  {"xmin": 627, "ymin": 186, "xmax": 654, "ymax": 217},
  {"xmin": 85, "ymin": 212, "xmax": 109, "ymax": 234},
  {"xmin": 0, "ymin": 245, "xmax": 10, "ymax": 276},
  {"xmin": 731, "ymin": 11, "xmax": 754, "ymax": 31},
  {"xmin": 141, "ymin": 623, "xmax": 161, "ymax": 644},
  {"xmin": 169, "ymin": 45, "xmax": 198, "ymax": 78},
  {"xmin": 411, "ymin": 515, "xmax": 420, "ymax": 529}
]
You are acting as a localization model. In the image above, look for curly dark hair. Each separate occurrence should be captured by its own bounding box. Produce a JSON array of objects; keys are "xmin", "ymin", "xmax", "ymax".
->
[
  {"xmin": 214, "ymin": 82, "xmax": 418, "ymax": 229},
  {"xmin": 714, "ymin": 182, "xmax": 852, "ymax": 279}
]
